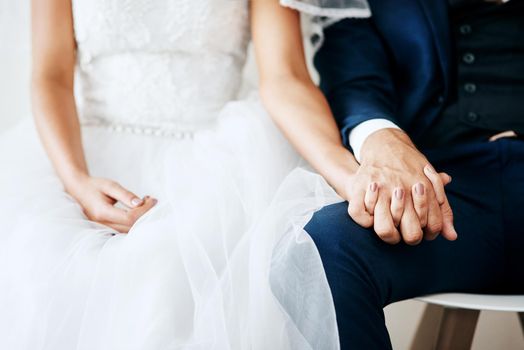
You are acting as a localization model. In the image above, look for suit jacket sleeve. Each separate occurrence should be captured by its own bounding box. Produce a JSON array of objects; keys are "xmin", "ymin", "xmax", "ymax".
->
[{"xmin": 314, "ymin": 18, "xmax": 398, "ymax": 148}]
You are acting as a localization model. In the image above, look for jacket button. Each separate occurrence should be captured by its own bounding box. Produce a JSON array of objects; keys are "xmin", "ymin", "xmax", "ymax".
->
[
  {"xmin": 463, "ymin": 53, "xmax": 475, "ymax": 64},
  {"xmin": 460, "ymin": 24, "xmax": 472, "ymax": 34},
  {"xmin": 467, "ymin": 112, "xmax": 479, "ymax": 122},
  {"xmin": 464, "ymin": 83, "xmax": 477, "ymax": 94}
]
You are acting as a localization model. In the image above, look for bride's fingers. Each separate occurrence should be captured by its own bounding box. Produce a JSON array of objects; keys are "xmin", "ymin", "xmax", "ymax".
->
[
  {"xmin": 364, "ymin": 182, "xmax": 379, "ymax": 215},
  {"xmin": 103, "ymin": 180, "xmax": 144, "ymax": 208},
  {"xmin": 127, "ymin": 197, "xmax": 158, "ymax": 221},
  {"xmin": 96, "ymin": 197, "xmax": 157, "ymax": 231},
  {"xmin": 439, "ymin": 172, "xmax": 452, "ymax": 186},
  {"xmin": 102, "ymin": 221, "xmax": 132, "ymax": 234},
  {"xmin": 390, "ymin": 187, "xmax": 405, "ymax": 227},
  {"xmin": 94, "ymin": 202, "xmax": 132, "ymax": 225},
  {"xmin": 347, "ymin": 192, "xmax": 374, "ymax": 228},
  {"xmin": 412, "ymin": 183, "xmax": 429, "ymax": 228},
  {"xmin": 423, "ymin": 165, "xmax": 446, "ymax": 205}
]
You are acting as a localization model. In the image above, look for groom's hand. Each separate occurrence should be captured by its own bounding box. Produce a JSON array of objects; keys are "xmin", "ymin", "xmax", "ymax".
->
[{"xmin": 345, "ymin": 129, "xmax": 457, "ymax": 245}]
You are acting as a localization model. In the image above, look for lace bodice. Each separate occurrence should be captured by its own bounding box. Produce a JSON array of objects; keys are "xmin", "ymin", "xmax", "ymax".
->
[{"xmin": 72, "ymin": 0, "xmax": 249, "ymax": 133}]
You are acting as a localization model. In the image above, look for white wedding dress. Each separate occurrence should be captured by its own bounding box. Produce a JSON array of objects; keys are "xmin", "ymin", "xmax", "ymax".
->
[{"xmin": 0, "ymin": 1, "xmax": 343, "ymax": 349}]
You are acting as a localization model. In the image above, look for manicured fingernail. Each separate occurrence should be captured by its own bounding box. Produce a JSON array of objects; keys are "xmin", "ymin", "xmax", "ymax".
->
[
  {"xmin": 131, "ymin": 197, "xmax": 143, "ymax": 207},
  {"xmin": 415, "ymin": 183, "xmax": 425, "ymax": 196},
  {"xmin": 370, "ymin": 182, "xmax": 378, "ymax": 192},
  {"xmin": 152, "ymin": 198, "xmax": 158, "ymax": 205},
  {"xmin": 395, "ymin": 188, "xmax": 404, "ymax": 199}
]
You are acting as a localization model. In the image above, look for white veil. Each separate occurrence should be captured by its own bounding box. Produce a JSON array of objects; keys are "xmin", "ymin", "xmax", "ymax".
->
[{"xmin": 280, "ymin": 0, "xmax": 371, "ymax": 18}]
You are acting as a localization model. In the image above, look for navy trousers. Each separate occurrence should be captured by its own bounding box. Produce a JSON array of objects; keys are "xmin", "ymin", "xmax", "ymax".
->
[{"xmin": 305, "ymin": 139, "xmax": 524, "ymax": 350}]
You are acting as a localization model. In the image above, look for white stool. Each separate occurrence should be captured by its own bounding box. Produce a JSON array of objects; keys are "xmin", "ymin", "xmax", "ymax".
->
[{"xmin": 410, "ymin": 293, "xmax": 524, "ymax": 350}]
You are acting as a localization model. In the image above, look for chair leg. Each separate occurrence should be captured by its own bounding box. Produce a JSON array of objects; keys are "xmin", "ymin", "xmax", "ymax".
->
[
  {"xmin": 435, "ymin": 308, "xmax": 480, "ymax": 350},
  {"xmin": 518, "ymin": 312, "xmax": 524, "ymax": 336},
  {"xmin": 410, "ymin": 304, "xmax": 444, "ymax": 350}
]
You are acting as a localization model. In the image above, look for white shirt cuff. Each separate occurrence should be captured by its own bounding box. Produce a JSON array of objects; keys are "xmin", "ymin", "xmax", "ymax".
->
[{"xmin": 349, "ymin": 119, "xmax": 401, "ymax": 163}]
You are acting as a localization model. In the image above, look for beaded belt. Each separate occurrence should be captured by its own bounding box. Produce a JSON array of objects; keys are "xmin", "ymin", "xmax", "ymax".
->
[{"xmin": 81, "ymin": 120, "xmax": 198, "ymax": 140}]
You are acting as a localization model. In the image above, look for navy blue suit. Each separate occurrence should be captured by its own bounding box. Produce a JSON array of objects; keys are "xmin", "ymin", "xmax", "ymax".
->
[
  {"xmin": 315, "ymin": 0, "xmax": 451, "ymax": 148},
  {"xmin": 306, "ymin": 1, "xmax": 524, "ymax": 349}
]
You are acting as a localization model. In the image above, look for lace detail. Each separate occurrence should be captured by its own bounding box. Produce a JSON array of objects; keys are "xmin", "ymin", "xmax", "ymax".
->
[
  {"xmin": 280, "ymin": 0, "xmax": 370, "ymax": 55},
  {"xmin": 71, "ymin": 0, "xmax": 249, "ymax": 131},
  {"xmin": 280, "ymin": 0, "xmax": 371, "ymax": 18}
]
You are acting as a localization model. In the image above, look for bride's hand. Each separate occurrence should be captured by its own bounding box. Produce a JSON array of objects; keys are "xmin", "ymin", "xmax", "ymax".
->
[
  {"xmin": 345, "ymin": 129, "xmax": 456, "ymax": 245},
  {"xmin": 65, "ymin": 175, "xmax": 157, "ymax": 233}
]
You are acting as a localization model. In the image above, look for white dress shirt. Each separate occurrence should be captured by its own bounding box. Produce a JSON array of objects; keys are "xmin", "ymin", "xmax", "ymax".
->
[{"xmin": 348, "ymin": 119, "xmax": 401, "ymax": 162}]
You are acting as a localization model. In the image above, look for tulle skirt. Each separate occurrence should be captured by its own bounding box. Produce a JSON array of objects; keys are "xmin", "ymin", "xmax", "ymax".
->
[{"xmin": 0, "ymin": 96, "xmax": 343, "ymax": 350}]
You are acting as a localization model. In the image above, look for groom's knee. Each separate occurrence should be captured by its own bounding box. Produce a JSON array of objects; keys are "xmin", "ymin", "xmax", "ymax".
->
[
  {"xmin": 305, "ymin": 202, "xmax": 380, "ymax": 276},
  {"xmin": 305, "ymin": 202, "xmax": 388, "ymax": 305},
  {"xmin": 305, "ymin": 202, "xmax": 376, "ymax": 253}
]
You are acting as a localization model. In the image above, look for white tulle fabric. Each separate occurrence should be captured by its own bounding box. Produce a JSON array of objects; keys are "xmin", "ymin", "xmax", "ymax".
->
[
  {"xmin": 280, "ymin": 0, "xmax": 371, "ymax": 54},
  {"xmin": 280, "ymin": 0, "xmax": 370, "ymax": 17},
  {"xmin": 0, "ymin": 0, "xmax": 343, "ymax": 349}
]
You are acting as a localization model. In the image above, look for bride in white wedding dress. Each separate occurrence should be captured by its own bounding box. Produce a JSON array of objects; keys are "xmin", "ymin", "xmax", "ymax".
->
[{"xmin": 0, "ymin": 0, "xmax": 371, "ymax": 349}]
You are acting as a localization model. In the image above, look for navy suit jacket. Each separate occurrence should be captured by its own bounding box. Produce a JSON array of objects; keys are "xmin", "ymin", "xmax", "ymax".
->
[{"xmin": 314, "ymin": 0, "xmax": 452, "ymax": 148}]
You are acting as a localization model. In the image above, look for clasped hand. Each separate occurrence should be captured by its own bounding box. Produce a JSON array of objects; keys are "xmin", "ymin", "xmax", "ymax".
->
[{"xmin": 344, "ymin": 129, "xmax": 458, "ymax": 245}]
